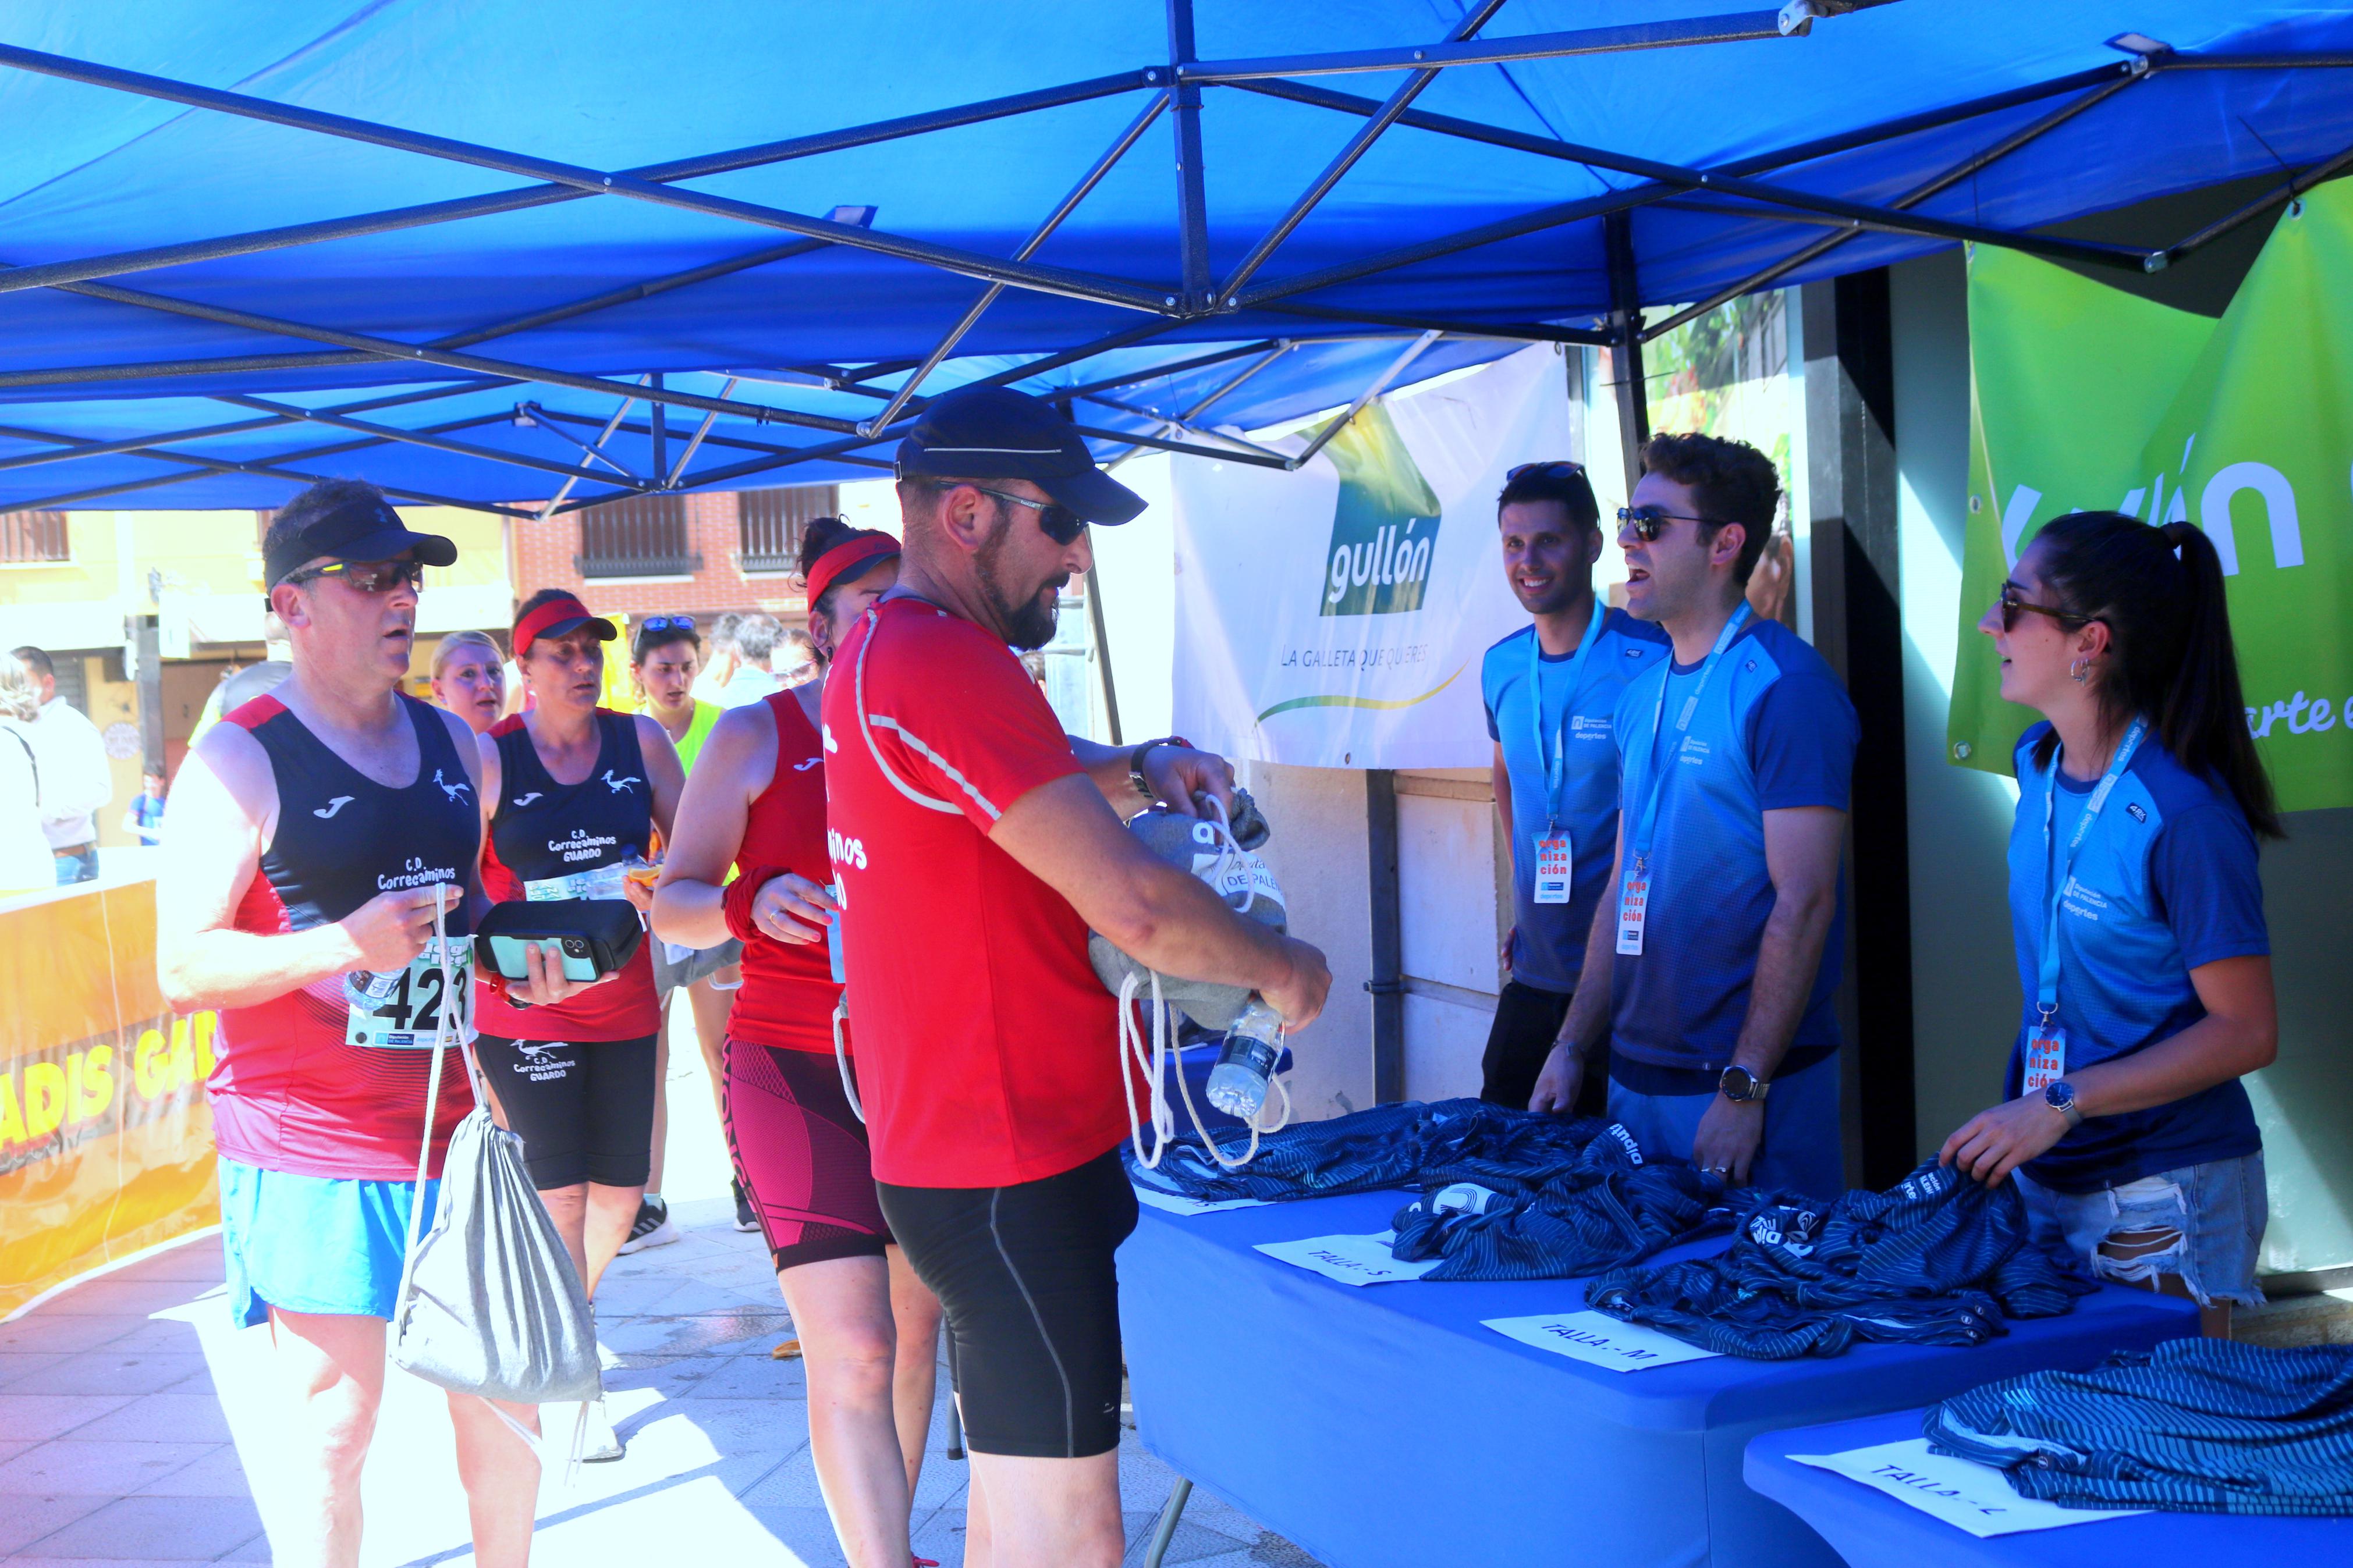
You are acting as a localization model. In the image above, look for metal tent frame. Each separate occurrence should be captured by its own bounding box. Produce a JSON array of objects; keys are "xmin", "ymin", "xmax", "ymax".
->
[{"xmin": 0, "ymin": 5, "xmax": 2345, "ymax": 514}]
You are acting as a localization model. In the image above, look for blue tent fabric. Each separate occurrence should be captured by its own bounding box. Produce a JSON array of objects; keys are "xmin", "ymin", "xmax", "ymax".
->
[{"xmin": 0, "ymin": 1, "xmax": 2348, "ymax": 509}]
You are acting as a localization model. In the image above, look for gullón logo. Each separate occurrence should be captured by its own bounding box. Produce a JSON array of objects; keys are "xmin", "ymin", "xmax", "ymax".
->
[{"xmin": 1316, "ymin": 401, "xmax": 1443, "ymax": 618}]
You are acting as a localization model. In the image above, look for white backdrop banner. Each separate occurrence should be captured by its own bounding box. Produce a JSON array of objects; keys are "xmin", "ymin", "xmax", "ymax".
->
[{"xmin": 1172, "ymin": 344, "xmax": 1567, "ymax": 769}]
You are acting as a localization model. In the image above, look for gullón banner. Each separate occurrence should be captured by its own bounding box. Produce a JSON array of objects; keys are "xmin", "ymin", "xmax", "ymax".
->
[
  {"xmin": 1951, "ymin": 178, "xmax": 2353, "ymax": 811},
  {"xmin": 1172, "ymin": 343, "xmax": 1560, "ymax": 768}
]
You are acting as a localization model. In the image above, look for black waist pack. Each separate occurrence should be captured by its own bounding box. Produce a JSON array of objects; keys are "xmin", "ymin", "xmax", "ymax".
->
[{"xmin": 474, "ymin": 898, "xmax": 643, "ymax": 984}]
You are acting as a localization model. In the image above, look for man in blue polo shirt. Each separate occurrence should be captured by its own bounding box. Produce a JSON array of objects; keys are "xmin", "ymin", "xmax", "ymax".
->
[
  {"xmin": 1478, "ymin": 461, "xmax": 1669, "ymax": 1113},
  {"xmin": 1532, "ymin": 433, "xmax": 1857, "ymax": 1196}
]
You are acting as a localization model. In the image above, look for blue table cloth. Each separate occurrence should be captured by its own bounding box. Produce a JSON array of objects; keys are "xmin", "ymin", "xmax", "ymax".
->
[
  {"xmin": 1745, "ymin": 1409, "xmax": 2353, "ymax": 1567},
  {"xmin": 1119, "ymin": 1187, "xmax": 2198, "ymax": 1568}
]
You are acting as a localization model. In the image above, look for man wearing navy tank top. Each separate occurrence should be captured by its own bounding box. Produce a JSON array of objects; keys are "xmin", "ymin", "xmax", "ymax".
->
[
  {"xmin": 1532, "ymin": 434, "xmax": 1857, "ymax": 1196},
  {"xmin": 157, "ymin": 481, "xmax": 588, "ymax": 1568}
]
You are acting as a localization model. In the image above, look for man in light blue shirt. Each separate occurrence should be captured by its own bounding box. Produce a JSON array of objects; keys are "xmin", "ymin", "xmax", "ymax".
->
[
  {"xmin": 1532, "ymin": 433, "xmax": 1856, "ymax": 1196},
  {"xmin": 1478, "ymin": 461, "xmax": 1668, "ymax": 1112}
]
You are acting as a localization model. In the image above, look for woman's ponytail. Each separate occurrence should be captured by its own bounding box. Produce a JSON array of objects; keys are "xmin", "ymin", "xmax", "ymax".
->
[{"xmin": 2034, "ymin": 510, "xmax": 2282, "ymax": 838}]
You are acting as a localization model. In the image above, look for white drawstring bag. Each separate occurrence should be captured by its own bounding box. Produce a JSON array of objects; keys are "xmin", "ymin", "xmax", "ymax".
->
[{"xmin": 389, "ymin": 894, "xmax": 604, "ymax": 1428}]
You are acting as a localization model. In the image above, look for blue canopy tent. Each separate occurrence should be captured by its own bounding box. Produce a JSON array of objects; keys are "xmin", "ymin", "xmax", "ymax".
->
[{"xmin": 0, "ymin": 0, "xmax": 2347, "ymax": 514}]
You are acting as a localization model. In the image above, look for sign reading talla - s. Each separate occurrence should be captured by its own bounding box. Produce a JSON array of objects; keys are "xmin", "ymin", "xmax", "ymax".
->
[{"xmin": 1173, "ymin": 344, "xmax": 1561, "ymax": 769}]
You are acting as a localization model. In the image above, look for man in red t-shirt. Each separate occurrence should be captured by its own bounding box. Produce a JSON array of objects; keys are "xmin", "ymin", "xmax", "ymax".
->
[{"xmin": 825, "ymin": 386, "xmax": 1331, "ymax": 1566}]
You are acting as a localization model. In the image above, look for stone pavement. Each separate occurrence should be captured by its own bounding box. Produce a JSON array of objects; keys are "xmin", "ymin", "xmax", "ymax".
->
[{"xmin": 0, "ymin": 1023, "xmax": 1321, "ymax": 1567}]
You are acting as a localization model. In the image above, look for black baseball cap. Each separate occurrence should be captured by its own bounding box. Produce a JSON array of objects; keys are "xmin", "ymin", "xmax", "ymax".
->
[
  {"xmin": 263, "ymin": 480, "xmax": 456, "ymax": 591},
  {"xmin": 895, "ymin": 385, "xmax": 1147, "ymax": 525}
]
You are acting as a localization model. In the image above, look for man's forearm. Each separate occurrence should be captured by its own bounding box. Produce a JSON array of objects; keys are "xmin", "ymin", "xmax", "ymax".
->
[
  {"xmin": 164, "ymin": 923, "xmax": 363, "ymax": 1013},
  {"xmin": 1106, "ymin": 860, "xmax": 1296, "ymax": 997},
  {"xmin": 1069, "ymin": 735, "xmax": 1151, "ymax": 817},
  {"xmin": 1730, "ymin": 887, "xmax": 1836, "ymax": 1078}
]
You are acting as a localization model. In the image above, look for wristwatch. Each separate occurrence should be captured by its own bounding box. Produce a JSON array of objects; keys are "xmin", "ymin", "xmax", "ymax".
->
[
  {"xmin": 1127, "ymin": 735, "xmax": 1190, "ymax": 800},
  {"xmin": 1717, "ymin": 1065, "xmax": 1770, "ymax": 1103},
  {"xmin": 2043, "ymin": 1079, "xmax": 2084, "ymax": 1128}
]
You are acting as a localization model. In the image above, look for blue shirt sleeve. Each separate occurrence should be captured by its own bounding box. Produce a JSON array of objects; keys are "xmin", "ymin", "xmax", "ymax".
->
[
  {"xmin": 1485, "ymin": 702, "xmax": 1501, "ymax": 742},
  {"xmin": 2148, "ymin": 803, "xmax": 2269, "ymax": 969},
  {"xmin": 1746, "ymin": 669, "xmax": 1858, "ymax": 812}
]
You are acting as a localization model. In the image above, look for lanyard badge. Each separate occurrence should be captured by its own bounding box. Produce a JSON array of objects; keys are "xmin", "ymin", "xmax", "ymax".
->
[
  {"xmin": 2025, "ymin": 719, "xmax": 2147, "ymax": 1090},
  {"xmin": 1615, "ymin": 604, "xmax": 1751, "ymax": 957},
  {"xmin": 1527, "ymin": 599, "xmax": 1605, "ymax": 907}
]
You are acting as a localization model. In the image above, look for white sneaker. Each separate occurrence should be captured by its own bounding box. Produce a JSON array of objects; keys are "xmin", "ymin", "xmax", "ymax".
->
[
  {"xmin": 617, "ymin": 1195, "xmax": 678, "ymax": 1254},
  {"xmin": 581, "ymin": 1399, "xmax": 624, "ymax": 1463}
]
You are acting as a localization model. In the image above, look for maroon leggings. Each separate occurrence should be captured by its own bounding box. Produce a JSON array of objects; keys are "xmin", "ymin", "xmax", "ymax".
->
[{"xmin": 722, "ymin": 1034, "xmax": 893, "ymax": 1270}]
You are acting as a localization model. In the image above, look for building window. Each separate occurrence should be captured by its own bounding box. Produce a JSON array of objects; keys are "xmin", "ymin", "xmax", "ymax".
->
[
  {"xmin": 737, "ymin": 486, "xmax": 840, "ymax": 575},
  {"xmin": 0, "ymin": 511, "xmax": 69, "ymax": 564},
  {"xmin": 576, "ymin": 495, "xmax": 700, "ymax": 578}
]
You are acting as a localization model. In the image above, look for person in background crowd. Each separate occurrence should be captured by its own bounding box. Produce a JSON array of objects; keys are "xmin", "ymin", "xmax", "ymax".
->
[
  {"xmin": 186, "ymin": 615, "xmax": 294, "ymax": 748},
  {"xmin": 1478, "ymin": 460, "xmax": 1669, "ymax": 1114},
  {"xmin": 471, "ymin": 589, "xmax": 684, "ymax": 1460},
  {"xmin": 691, "ymin": 610, "xmax": 744, "ymax": 707},
  {"xmin": 777, "ymin": 627, "xmax": 819, "ymax": 688},
  {"xmin": 1942, "ymin": 511, "xmax": 2279, "ymax": 1337},
  {"xmin": 622, "ymin": 613, "xmax": 744, "ymax": 1253},
  {"xmin": 123, "ymin": 765, "xmax": 169, "ymax": 847},
  {"xmin": 155, "ymin": 479, "xmax": 570, "ymax": 1567},
  {"xmin": 0, "ymin": 658, "xmax": 52, "ymax": 894},
  {"xmin": 12, "ymin": 645, "xmax": 115, "ymax": 885},
  {"xmin": 721, "ymin": 613, "xmax": 786, "ymax": 707},
  {"xmin": 1532, "ymin": 433, "xmax": 1857, "ymax": 1197},
  {"xmin": 429, "ymin": 630, "xmax": 507, "ymax": 735},
  {"xmin": 826, "ymin": 387, "xmax": 1330, "ymax": 1567},
  {"xmin": 655, "ymin": 517, "xmax": 944, "ymax": 1568}
]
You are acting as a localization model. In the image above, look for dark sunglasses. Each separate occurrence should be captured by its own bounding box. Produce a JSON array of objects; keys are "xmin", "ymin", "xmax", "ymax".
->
[
  {"xmin": 1997, "ymin": 583, "xmax": 2091, "ymax": 633},
  {"xmin": 1507, "ymin": 460, "xmax": 1587, "ymax": 482},
  {"xmin": 957, "ymin": 482, "xmax": 1088, "ymax": 547},
  {"xmin": 640, "ymin": 614, "xmax": 696, "ymax": 633},
  {"xmin": 283, "ymin": 557, "xmax": 425, "ymax": 594},
  {"xmin": 1614, "ymin": 504, "xmax": 1716, "ymax": 543}
]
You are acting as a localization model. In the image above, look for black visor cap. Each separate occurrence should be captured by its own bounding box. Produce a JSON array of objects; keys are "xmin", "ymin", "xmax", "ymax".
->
[
  {"xmin": 895, "ymin": 385, "xmax": 1145, "ymax": 526},
  {"xmin": 265, "ymin": 490, "xmax": 456, "ymax": 590}
]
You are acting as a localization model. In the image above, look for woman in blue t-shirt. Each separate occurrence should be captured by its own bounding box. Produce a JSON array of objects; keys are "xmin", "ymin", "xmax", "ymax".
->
[{"xmin": 1940, "ymin": 510, "xmax": 2280, "ymax": 1334}]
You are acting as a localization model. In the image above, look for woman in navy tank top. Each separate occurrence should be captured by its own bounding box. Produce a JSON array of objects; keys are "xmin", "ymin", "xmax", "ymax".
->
[
  {"xmin": 471, "ymin": 589, "xmax": 683, "ymax": 1455},
  {"xmin": 655, "ymin": 520, "xmax": 943, "ymax": 1566}
]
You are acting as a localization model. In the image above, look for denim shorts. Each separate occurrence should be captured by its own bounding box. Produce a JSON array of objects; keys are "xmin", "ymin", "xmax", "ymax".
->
[
  {"xmin": 2013, "ymin": 1151, "xmax": 2267, "ymax": 1309},
  {"xmin": 218, "ymin": 1157, "xmax": 434, "ymax": 1328}
]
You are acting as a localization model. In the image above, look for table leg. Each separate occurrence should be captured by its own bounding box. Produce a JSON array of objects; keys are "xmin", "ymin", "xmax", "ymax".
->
[{"xmin": 1140, "ymin": 1476, "xmax": 1193, "ymax": 1568}]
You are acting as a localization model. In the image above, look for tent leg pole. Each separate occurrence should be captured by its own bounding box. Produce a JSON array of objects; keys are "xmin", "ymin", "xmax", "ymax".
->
[
  {"xmin": 1084, "ymin": 562, "xmax": 1123, "ymax": 745},
  {"xmin": 1605, "ymin": 209, "xmax": 1648, "ymax": 493},
  {"xmin": 1143, "ymin": 1477, "xmax": 1193, "ymax": 1568}
]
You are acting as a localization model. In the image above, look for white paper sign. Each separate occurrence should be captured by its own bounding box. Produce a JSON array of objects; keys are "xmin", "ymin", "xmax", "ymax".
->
[
  {"xmin": 1255, "ymin": 1231, "xmax": 1439, "ymax": 1287},
  {"xmin": 1481, "ymin": 1311, "xmax": 1722, "ymax": 1372},
  {"xmin": 1790, "ymin": 1440, "xmax": 2148, "ymax": 1538},
  {"xmin": 1132, "ymin": 1184, "xmax": 1269, "ymax": 1216}
]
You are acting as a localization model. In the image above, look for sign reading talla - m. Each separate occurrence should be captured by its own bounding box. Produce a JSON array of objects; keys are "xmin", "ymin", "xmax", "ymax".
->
[
  {"xmin": 1952, "ymin": 178, "xmax": 2353, "ymax": 812},
  {"xmin": 1172, "ymin": 344, "xmax": 1557, "ymax": 769}
]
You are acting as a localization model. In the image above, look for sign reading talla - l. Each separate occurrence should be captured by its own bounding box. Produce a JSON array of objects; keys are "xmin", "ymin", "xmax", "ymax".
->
[{"xmin": 1173, "ymin": 344, "xmax": 1559, "ymax": 769}]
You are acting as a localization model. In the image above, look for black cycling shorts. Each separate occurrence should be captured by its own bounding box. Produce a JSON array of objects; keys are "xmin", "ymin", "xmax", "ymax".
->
[
  {"xmin": 475, "ymin": 1032, "xmax": 657, "ymax": 1190},
  {"xmin": 878, "ymin": 1148, "xmax": 1139, "ymax": 1460}
]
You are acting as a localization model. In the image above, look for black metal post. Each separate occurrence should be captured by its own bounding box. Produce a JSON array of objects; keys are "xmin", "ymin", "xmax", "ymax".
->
[
  {"xmin": 1800, "ymin": 269, "xmax": 1913, "ymax": 1189},
  {"xmin": 650, "ymin": 373, "xmax": 668, "ymax": 485},
  {"xmin": 1604, "ymin": 210, "xmax": 1648, "ymax": 492},
  {"xmin": 1366, "ymin": 769, "xmax": 1405, "ymax": 1104},
  {"xmin": 1167, "ymin": 0, "xmax": 1210, "ymax": 312}
]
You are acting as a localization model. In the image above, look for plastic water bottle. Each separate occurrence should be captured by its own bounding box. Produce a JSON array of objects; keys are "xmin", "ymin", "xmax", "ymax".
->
[
  {"xmin": 1205, "ymin": 996, "xmax": 1284, "ymax": 1119},
  {"xmin": 825, "ymin": 883, "xmax": 846, "ymax": 984}
]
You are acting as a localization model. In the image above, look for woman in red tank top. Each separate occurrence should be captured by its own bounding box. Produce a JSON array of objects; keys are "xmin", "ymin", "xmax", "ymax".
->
[{"xmin": 654, "ymin": 519, "xmax": 942, "ymax": 1568}]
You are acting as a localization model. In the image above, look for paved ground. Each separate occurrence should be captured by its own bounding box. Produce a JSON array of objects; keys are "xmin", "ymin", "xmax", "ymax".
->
[{"xmin": 0, "ymin": 1019, "xmax": 1319, "ymax": 1567}]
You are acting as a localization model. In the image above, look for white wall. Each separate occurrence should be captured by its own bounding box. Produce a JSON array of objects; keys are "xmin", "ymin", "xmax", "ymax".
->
[
  {"xmin": 1240, "ymin": 760, "xmax": 1375, "ymax": 1120},
  {"xmin": 1396, "ymin": 771, "xmax": 1507, "ymax": 1102}
]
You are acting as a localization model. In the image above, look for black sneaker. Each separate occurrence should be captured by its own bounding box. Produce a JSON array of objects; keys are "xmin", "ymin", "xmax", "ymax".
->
[
  {"xmin": 733, "ymin": 1179, "xmax": 760, "ymax": 1233},
  {"xmin": 617, "ymin": 1194, "xmax": 677, "ymax": 1254}
]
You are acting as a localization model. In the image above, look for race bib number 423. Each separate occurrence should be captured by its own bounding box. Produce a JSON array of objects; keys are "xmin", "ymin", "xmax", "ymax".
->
[{"xmin": 345, "ymin": 939, "xmax": 474, "ymax": 1049}]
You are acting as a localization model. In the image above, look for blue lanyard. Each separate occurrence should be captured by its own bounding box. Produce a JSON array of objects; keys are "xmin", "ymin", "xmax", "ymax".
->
[
  {"xmin": 1524, "ymin": 596, "xmax": 1606, "ymax": 831},
  {"xmin": 1627, "ymin": 602, "xmax": 1751, "ymax": 873},
  {"xmin": 2034, "ymin": 717, "xmax": 2147, "ymax": 1026}
]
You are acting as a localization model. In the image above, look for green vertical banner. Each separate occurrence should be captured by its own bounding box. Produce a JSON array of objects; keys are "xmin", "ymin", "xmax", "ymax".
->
[{"xmin": 1952, "ymin": 179, "xmax": 2353, "ymax": 811}]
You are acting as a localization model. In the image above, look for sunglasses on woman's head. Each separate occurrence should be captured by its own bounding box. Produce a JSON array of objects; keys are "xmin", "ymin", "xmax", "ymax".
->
[
  {"xmin": 641, "ymin": 614, "xmax": 695, "ymax": 632},
  {"xmin": 1997, "ymin": 582, "xmax": 2091, "ymax": 632},
  {"xmin": 283, "ymin": 557, "xmax": 425, "ymax": 594}
]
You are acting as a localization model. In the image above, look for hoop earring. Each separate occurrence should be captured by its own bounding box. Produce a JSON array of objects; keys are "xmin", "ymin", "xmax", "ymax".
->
[{"xmin": 2070, "ymin": 657, "xmax": 2091, "ymax": 684}]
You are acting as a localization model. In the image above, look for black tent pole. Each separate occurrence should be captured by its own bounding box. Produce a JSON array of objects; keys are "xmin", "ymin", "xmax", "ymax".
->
[{"xmin": 1605, "ymin": 211, "xmax": 1649, "ymax": 494}]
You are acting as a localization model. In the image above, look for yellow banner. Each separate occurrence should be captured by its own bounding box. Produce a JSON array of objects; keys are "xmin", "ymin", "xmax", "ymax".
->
[{"xmin": 0, "ymin": 878, "xmax": 218, "ymax": 1318}]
